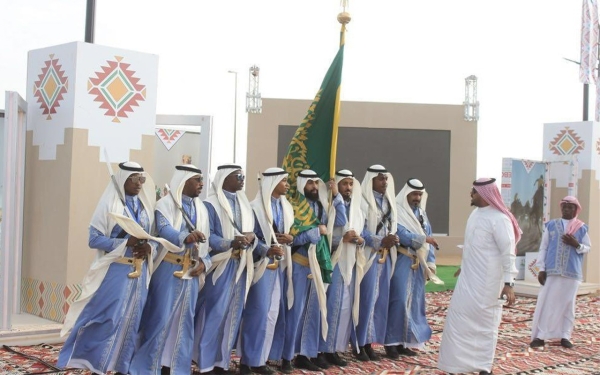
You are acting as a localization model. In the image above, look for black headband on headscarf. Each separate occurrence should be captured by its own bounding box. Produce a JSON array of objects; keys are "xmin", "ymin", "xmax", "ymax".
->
[
  {"xmin": 367, "ymin": 166, "xmax": 387, "ymax": 173},
  {"xmin": 119, "ymin": 162, "xmax": 144, "ymax": 172},
  {"xmin": 176, "ymin": 165, "xmax": 202, "ymax": 174},
  {"xmin": 407, "ymin": 178, "xmax": 424, "ymax": 190},
  {"xmin": 473, "ymin": 178, "xmax": 496, "ymax": 186},
  {"xmin": 336, "ymin": 170, "xmax": 353, "ymax": 177},
  {"xmin": 298, "ymin": 171, "xmax": 319, "ymax": 178},
  {"xmin": 218, "ymin": 164, "xmax": 242, "ymax": 170},
  {"xmin": 263, "ymin": 170, "xmax": 287, "ymax": 177}
]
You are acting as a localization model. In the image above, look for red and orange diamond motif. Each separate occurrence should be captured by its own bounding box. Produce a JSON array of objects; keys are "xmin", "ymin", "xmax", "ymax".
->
[
  {"xmin": 88, "ymin": 56, "xmax": 147, "ymax": 123},
  {"xmin": 548, "ymin": 127, "xmax": 585, "ymax": 155},
  {"xmin": 33, "ymin": 54, "xmax": 69, "ymax": 120}
]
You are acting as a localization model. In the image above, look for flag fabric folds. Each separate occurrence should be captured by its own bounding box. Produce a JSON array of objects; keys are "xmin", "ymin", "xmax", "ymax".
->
[{"xmin": 281, "ymin": 27, "xmax": 346, "ymax": 283}]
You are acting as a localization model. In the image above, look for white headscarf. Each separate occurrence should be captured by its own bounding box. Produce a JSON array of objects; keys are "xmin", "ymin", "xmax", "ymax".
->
[
  {"xmin": 155, "ymin": 164, "xmax": 210, "ymax": 275},
  {"xmin": 297, "ymin": 169, "xmax": 330, "ymax": 215},
  {"xmin": 90, "ymin": 161, "xmax": 155, "ymax": 238},
  {"xmin": 360, "ymin": 164, "xmax": 398, "ymax": 275},
  {"xmin": 396, "ymin": 178, "xmax": 443, "ymax": 285},
  {"xmin": 205, "ymin": 164, "xmax": 255, "ymax": 298},
  {"xmin": 250, "ymin": 167, "xmax": 295, "ymax": 305}
]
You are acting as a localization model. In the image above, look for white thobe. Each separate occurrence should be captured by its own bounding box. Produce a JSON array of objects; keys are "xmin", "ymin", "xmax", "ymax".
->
[{"xmin": 438, "ymin": 206, "xmax": 517, "ymax": 374}]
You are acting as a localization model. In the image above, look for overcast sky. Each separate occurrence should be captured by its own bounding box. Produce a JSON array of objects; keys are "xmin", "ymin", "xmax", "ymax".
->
[{"xmin": 1, "ymin": 1, "xmax": 587, "ymax": 180}]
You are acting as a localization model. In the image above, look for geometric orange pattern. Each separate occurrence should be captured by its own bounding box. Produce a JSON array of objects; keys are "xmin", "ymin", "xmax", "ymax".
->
[
  {"xmin": 87, "ymin": 56, "xmax": 147, "ymax": 123},
  {"xmin": 156, "ymin": 128, "xmax": 185, "ymax": 150},
  {"xmin": 32, "ymin": 54, "xmax": 69, "ymax": 120},
  {"xmin": 548, "ymin": 127, "xmax": 585, "ymax": 155},
  {"xmin": 20, "ymin": 277, "xmax": 81, "ymax": 323}
]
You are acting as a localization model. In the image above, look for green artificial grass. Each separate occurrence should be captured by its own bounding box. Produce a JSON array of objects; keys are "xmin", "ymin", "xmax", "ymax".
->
[{"xmin": 425, "ymin": 265, "xmax": 459, "ymax": 293}]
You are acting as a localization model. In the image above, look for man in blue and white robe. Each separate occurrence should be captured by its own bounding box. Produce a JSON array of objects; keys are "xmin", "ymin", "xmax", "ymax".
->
[
  {"xmin": 238, "ymin": 167, "xmax": 294, "ymax": 375},
  {"xmin": 353, "ymin": 165, "xmax": 399, "ymax": 362},
  {"xmin": 318, "ymin": 169, "xmax": 365, "ymax": 367},
  {"xmin": 385, "ymin": 178, "xmax": 441, "ymax": 359},
  {"xmin": 194, "ymin": 164, "xmax": 256, "ymax": 374},
  {"xmin": 58, "ymin": 162, "xmax": 157, "ymax": 375},
  {"xmin": 282, "ymin": 169, "xmax": 347, "ymax": 372},
  {"xmin": 130, "ymin": 165, "xmax": 211, "ymax": 375}
]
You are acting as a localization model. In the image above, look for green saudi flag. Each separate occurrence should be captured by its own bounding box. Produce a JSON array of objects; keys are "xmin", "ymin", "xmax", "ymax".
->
[{"xmin": 281, "ymin": 26, "xmax": 346, "ymax": 283}]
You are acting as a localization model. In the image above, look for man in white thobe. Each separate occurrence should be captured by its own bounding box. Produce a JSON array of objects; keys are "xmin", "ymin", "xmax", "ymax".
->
[
  {"xmin": 438, "ymin": 177, "xmax": 521, "ymax": 375},
  {"xmin": 530, "ymin": 195, "xmax": 590, "ymax": 349}
]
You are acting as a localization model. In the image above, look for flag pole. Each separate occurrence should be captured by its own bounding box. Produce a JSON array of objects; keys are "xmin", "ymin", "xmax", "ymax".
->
[{"xmin": 330, "ymin": 9, "xmax": 351, "ymax": 179}]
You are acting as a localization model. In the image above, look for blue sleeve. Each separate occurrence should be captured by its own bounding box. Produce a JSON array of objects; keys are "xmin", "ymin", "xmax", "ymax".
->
[
  {"xmin": 156, "ymin": 211, "xmax": 186, "ymax": 247},
  {"xmin": 362, "ymin": 224, "xmax": 383, "ymax": 250},
  {"xmin": 397, "ymin": 224, "xmax": 426, "ymax": 250},
  {"xmin": 89, "ymin": 226, "xmax": 126, "ymax": 252},
  {"xmin": 253, "ymin": 214, "xmax": 269, "ymax": 259},
  {"xmin": 293, "ymin": 227, "xmax": 321, "ymax": 246},
  {"xmin": 204, "ymin": 201, "xmax": 233, "ymax": 253},
  {"xmin": 332, "ymin": 194, "xmax": 347, "ymax": 227},
  {"xmin": 423, "ymin": 213, "xmax": 436, "ymax": 263}
]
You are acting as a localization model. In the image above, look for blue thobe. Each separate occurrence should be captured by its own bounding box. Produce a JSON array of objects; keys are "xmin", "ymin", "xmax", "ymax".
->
[
  {"xmin": 194, "ymin": 192, "xmax": 249, "ymax": 372},
  {"xmin": 282, "ymin": 193, "xmax": 347, "ymax": 360},
  {"xmin": 58, "ymin": 196, "xmax": 155, "ymax": 375},
  {"xmin": 353, "ymin": 191, "xmax": 393, "ymax": 347},
  {"xmin": 130, "ymin": 195, "xmax": 211, "ymax": 375},
  {"xmin": 319, "ymin": 200, "xmax": 363, "ymax": 353},
  {"xmin": 238, "ymin": 197, "xmax": 287, "ymax": 367},
  {"xmin": 385, "ymin": 207, "xmax": 435, "ymax": 347}
]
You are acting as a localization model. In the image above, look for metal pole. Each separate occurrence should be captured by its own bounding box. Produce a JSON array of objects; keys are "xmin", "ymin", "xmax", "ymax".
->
[
  {"xmin": 85, "ymin": 0, "xmax": 96, "ymax": 43},
  {"xmin": 228, "ymin": 71, "xmax": 238, "ymax": 163},
  {"xmin": 584, "ymin": 83, "xmax": 589, "ymax": 121}
]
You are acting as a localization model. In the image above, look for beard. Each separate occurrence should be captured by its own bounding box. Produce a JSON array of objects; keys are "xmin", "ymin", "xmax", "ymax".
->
[{"xmin": 305, "ymin": 189, "xmax": 319, "ymax": 201}]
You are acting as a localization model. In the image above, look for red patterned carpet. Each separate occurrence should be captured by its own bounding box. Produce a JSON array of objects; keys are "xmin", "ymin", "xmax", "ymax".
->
[{"xmin": 1, "ymin": 291, "xmax": 598, "ymax": 375}]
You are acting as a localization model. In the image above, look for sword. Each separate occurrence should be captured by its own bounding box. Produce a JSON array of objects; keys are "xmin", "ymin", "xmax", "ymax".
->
[
  {"xmin": 165, "ymin": 183, "xmax": 205, "ymax": 277},
  {"xmin": 103, "ymin": 149, "xmax": 145, "ymax": 278}
]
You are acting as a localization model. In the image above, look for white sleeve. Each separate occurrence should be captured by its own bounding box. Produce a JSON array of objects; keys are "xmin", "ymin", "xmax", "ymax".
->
[
  {"xmin": 536, "ymin": 228, "xmax": 549, "ymax": 271},
  {"xmin": 493, "ymin": 215, "xmax": 517, "ymax": 283},
  {"xmin": 576, "ymin": 232, "xmax": 591, "ymax": 254}
]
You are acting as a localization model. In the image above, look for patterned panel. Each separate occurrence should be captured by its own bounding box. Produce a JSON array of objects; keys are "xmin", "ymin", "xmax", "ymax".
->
[
  {"xmin": 32, "ymin": 54, "xmax": 69, "ymax": 120},
  {"xmin": 20, "ymin": 277, "xmax": 81, "ymax": 323},
  {"xmin": 548, "ymin": 127, "xmax": 585, "ymax": 155},
  {"xmin": 87, "ymin": 56, "xmax": 147, "ymax": 123},
  {"xmin": 156, "ymin": 128, "xmax": 185, "ymax": 150}
]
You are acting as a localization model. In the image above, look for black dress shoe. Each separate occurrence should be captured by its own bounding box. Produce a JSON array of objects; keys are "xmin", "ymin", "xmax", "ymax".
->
[
  {"xmin": 384, "ymin": 345, "xmax": 400, "ymax": 359},
  {"xmin": 161, "ymin": 366, "xmax": 171, "ymax": 375},
  {"xmin": 312, "ymin": 353, "xmax": 330, "ymax": 369},
  {"xmin": 530, "ymin": 338, "xmax": 545, "ymax": 348},
  {"xmin": 479, "ymin": 371, "xmax": 493, "ymax": 375},
  {"xmin": 397, "ymin": 345, "xmax": 418, "ymax": 356},
  {"xmin": 354, "ymin": 346, "xmax": 370, "ymax": 361},
  {"xmin": 561, "ymin": 338, "xmax": 574, "ymax": 348},
  {"xmin": 280, "ymin": 359, "xmax": 293, "ymax": 374},
  {"xmin": 324, "ymin": 352, "xmax": 348, "ymax": 366},
  {"xmin": 364, "ymin": 343, "xmax": 380, "ymax": 361},
  {"xmin": 239, "ymin": 364, "xmax": 252, "ymax": 375},
  {"xmin": 294, "ymin": 355, "xmax": 321, "ymax": 371}
]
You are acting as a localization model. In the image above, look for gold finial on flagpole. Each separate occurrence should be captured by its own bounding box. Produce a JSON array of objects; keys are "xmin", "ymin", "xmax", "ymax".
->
[{"xmin": 338, "ymin": 0, "xmax": 351, "ymax": 25}]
